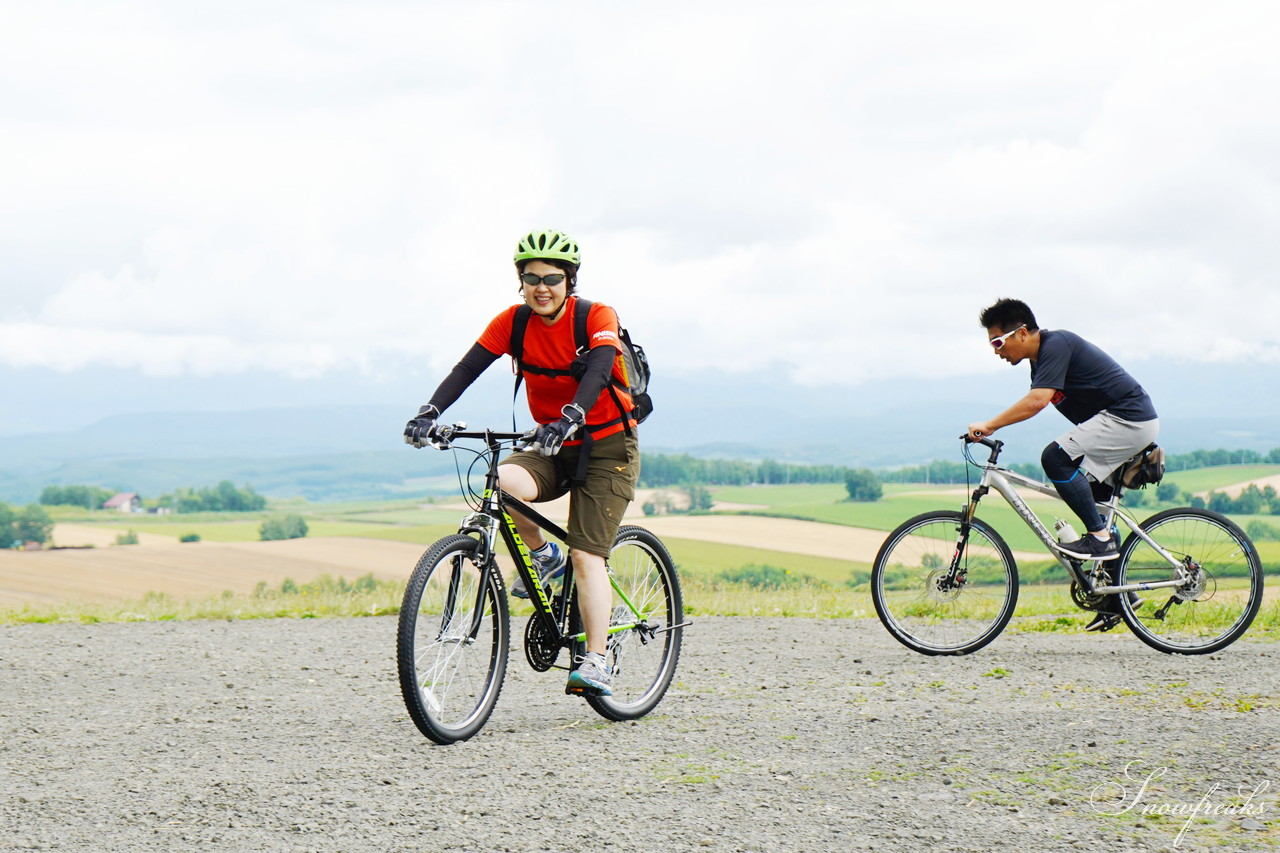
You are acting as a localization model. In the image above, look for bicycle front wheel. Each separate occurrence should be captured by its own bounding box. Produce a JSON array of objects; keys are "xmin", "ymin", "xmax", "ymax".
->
[
  {"xmin": 1117, "ymin": 508, "xmax": 1262, "ymax": 654},
  {"xmin": 583, "ymin": 525, "xmax": 684, "ymax": 722},
  {"xmin": 397, "ymin": 534, "xmax": 510, "ymax": 744},
  {"xmin": 872, "ymin": 511, "xmax": 1019, "ymax": 655}
]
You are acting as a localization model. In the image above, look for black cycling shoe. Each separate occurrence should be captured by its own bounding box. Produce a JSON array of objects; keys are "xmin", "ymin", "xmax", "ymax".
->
[
  {"xmin": 1085, "ymin": 594, "xmax": 1142, "ymax": 632},
  {"xmin": 1058, "ymin": 533, "xmax": 1119, "ymax": 561},
  {"xmin": 1085, "ymin": 613, "xmax": 1122, "ymax": 632}
]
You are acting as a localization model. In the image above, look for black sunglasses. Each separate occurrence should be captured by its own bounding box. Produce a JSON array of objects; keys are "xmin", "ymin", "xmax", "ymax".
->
[{"xmin": 519, "ymin": 272, "xmax": 567, "ymax": 287}]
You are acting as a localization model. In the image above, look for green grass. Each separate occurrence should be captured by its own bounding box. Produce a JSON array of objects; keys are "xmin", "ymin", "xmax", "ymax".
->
[
  {"xmin": 1158, "ymin": 464, "xmax": 1280, "ymax": 494},
  {"xmin": 5, "ymin": 567, "xmax": 1278, "ymax": 634},
  {"xmin": 0, "ymin": 575, "xmax": 404, "ymax": 624},
  {"xmin": 661, "ymin": 536, "xmax": 870, "ymax": 585},
  {"xmin": 704, "ymin": 478, "xmax": 1280, "ymax": 558}
]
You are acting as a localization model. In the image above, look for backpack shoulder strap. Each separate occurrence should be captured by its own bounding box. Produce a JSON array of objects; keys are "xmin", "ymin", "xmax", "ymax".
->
[
  {"xmin": 510, "ymin": 304, "xmax": 534, "ymax": 363},
  {"xmin": 509, "ymin": 305, "xmax": 534, "ymax": 431},
  {"xmin": 573, "ymin": 298, "xmax": 593, "ymax": 353}
]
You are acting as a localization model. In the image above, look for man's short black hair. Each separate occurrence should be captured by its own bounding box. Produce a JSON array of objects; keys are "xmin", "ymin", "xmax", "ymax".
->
[{"xmin": 979, "ymin": 298, "xmax": 1039, "ymax": 333}]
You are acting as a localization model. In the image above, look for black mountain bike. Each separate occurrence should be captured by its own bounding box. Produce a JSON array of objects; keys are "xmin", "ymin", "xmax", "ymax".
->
[{"xmin": 396, "ymin": 424, "xmax": 688, "ymax": 744}]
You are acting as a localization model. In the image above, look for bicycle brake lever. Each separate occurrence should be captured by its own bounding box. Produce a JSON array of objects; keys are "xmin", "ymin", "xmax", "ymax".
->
[
  {"xmin": 430, "ymin": 424, "xmax": 456, "ymax": 449},
  {"xmin": 515, "ymin": 428, "xmax": 538, "ymax": 451}
]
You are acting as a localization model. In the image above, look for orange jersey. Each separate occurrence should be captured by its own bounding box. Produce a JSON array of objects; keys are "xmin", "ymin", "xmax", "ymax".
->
[{"xmin": 477, "ymin": 297, "xmax": 637, "ymax": 441}]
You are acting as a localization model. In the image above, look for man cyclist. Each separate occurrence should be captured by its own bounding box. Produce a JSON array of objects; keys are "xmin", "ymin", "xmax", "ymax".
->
[
  {"xmin": 403, "ymin": 229, "xmax": 640, "ymax": 695},
  {"xmin": 966, "ymin": 298, "xmax": 1159, "ymax": 632}
]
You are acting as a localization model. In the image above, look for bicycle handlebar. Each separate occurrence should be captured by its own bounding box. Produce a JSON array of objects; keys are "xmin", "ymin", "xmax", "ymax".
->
[
  {"xmin": 960, "ymin": 433, "xmax": 1004, "ymax": 464},
  {"xmin": 427, "ymin": 422, "xmax": 534, "ymax": 450},
  {"xmin": 959, "ymin": 433, "xmax": 1001, "ymax": 451}
]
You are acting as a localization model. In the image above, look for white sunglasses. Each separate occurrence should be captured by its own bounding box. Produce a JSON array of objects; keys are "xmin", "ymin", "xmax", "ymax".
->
[{"xmin": 989, "ymin": 325, "xmax": 1026, "ymax": 349}]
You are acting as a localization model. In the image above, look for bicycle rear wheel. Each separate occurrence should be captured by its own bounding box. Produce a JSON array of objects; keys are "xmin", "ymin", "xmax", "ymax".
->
[
  {"xmin": 872, "ymin": 511, "xmax": 1019, "ymax": 655},
  {"xmin": 582, "ymin": 526, "xmax": 684, "ymax": 722},
  {"xmin": 397, "ymin": 534, "xmax": 510, "ymax": 743},
  {"xmin": 1116, "ymin": 508, "xmax": 1262, "ymax": 654}
]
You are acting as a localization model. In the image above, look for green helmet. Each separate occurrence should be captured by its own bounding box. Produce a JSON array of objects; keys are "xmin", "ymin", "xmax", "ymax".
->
[{"xmin": 513, "ymin": 229, "xmax": 581, "ymax": 266}]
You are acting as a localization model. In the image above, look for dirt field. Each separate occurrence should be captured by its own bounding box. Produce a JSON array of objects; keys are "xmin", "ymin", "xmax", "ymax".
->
[
  {"xmin": 7, "ymin": 515, "xmax": 891, "ymax": 607},
  {"xmin": 2, "ymin": 512, "xmax": 1053, "ymax": 608},
  {"xmin": 0, "ymin": 536, "xmax": 432, "ymax": 607}
]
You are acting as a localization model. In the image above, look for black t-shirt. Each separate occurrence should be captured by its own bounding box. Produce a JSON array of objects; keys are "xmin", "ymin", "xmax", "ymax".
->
[{"xmin": 1029, "ymin": 329, "xmax": 1158, "ymax": 425}]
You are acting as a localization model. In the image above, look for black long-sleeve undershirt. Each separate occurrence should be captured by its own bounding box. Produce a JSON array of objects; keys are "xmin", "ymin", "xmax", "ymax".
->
[
  {"xmin": 426, "ymin": 342, "xmax": 617, "ymax": 423},
  {"xmin": 427, "ymin": 343, "xmax": 500, "ymax": 414},
  {"xmin": 568, "ymin": 345, "xmax": 617, "ymax": 417}
]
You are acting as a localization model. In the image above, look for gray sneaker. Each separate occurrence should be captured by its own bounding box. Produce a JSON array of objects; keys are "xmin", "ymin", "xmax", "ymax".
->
[
  {"xmin": 510, "ymin": 542, "xmax": 566, "ymax": 600},
  {"xmin": 566, "ymin": 652, "xmax": 613, "ymax": 696}
]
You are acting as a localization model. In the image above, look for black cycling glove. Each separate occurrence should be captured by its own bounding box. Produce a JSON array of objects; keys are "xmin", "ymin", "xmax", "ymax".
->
[
  {"xmin": 403, "ymin": 404, "xmax": 441, "ymax": 448},
  {"xmin": 527, "ymin": 404, "xmax": 585, "ymax": 456}
]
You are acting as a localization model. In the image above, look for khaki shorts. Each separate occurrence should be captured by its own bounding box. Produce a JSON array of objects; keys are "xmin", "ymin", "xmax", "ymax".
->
[
  {"xmin": 499, "ymin": 430, "xmax": 640, "ymax": 558},
  {"xmin": 1057, "ymin": 412, "xmax": 1160, "ymax": 482}
]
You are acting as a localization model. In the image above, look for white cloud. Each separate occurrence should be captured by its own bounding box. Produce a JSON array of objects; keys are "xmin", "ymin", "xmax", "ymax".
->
[{"xmin": 2, "ymin": 0, "xmax": 1278, "ymax": 390}]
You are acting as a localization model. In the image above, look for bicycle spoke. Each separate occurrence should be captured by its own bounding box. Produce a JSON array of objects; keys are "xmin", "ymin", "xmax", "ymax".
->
[
  {"xmin": 397, "ymin": 535, "xmax": 509, "ymax": 743},
  {"xmin": 581, "ymin": 526, "xmax": 684, "ymax": 721},
  {"xmin": 1118, "ymin": 509, "xmax": 1262, "ymax": 654},
  {"xmin": 872, "ymin": 511, "xmax": 1018, "ymax": 655}
]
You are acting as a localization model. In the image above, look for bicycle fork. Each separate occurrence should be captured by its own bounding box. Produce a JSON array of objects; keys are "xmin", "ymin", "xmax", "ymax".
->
[{"xmin": 942, "ymin": 483, "xmax": 995, "ymax": 587}]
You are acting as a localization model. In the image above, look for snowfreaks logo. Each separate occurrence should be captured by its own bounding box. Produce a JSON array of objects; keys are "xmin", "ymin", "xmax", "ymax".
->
[{"xmin": 1090, "ymin": 761, "xmax": 1271, "ymax": 846}]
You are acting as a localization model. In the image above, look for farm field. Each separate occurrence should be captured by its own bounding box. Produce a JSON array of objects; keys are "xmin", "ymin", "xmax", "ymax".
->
[
  {"xmin": 1160, "ymin": 464, "xmax": 1280, "ymax": 496},
  {"xmin": 710, "ymin": 469, "xmax": 1280, "ymax": 555},
  {"xmin": 5, "ymin": 463, "xmax": 1278, "ymax": 614}
]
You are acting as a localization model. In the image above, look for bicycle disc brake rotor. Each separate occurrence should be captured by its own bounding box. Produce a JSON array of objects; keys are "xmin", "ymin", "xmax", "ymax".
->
[
  {"xmin": 924, "ymin": 569, "xmax": 963, "ymax": 603},
  {"xmin": 524, "ymin": 614, "xmax": 562, "ymax": 672},
  {"xmin": 1174, "ymin": 559, "xmax": 1211, "ymax": 602}
]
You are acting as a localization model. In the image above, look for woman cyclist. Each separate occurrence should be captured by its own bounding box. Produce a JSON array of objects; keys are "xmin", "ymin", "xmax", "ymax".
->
[{"xmin": 403, "ymin": 229, "xmax": 640, "ymax": 696}]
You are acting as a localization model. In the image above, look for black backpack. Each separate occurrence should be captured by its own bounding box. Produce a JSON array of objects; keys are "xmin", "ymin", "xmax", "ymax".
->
[
  {"xmin": 1120, "ymin": 443, "xmax": 1166, "ymax": 490},
  {"xmin": 510, "ymin": 298, "xmax": 653, "ymax": 433}
]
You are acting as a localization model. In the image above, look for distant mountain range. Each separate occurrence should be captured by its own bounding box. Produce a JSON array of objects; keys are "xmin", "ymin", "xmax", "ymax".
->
[{"xmin": 2, "ymin": 361, "xmax": 1274, "ymax": 503}]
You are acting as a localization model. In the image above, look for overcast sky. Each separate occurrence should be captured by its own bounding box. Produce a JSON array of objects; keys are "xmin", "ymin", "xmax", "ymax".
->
[{"xmin": 2, "ymin": 1, "xmax": 1278, "ymax": 411}]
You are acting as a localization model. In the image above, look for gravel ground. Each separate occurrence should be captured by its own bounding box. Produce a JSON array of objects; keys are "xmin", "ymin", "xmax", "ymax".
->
[{"xmin": 2, "ymin": 617, "xmax": 1277, "ymax": 852}]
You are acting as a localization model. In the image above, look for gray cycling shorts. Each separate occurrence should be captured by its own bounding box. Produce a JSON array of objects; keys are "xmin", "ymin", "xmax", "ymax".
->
[{"xmin": 1056, "ymin": 411, "xmax": 1160, "ymax": 482}]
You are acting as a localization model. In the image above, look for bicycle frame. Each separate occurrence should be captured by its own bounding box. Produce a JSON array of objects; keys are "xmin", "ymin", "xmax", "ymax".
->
[
  {"xmin": 443, "ymin": 427, "xmax": 661, "ymax": 654},
  {"xmin": 961, "ymin": 438, "xmax": 1191, "ymax": 598}
]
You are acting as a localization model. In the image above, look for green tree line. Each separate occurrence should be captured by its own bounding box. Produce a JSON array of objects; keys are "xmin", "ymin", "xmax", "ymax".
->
[
  {"xmin": 882, "ymin": 446, "xmax": 1280, "ymax": 485},
  {"xmin": 639, "ymin": 454, "xmax": 853, "ymax": 487},
  {"xmin": 39, "ymin": 485, "xmax": 116, "ymax": 509},
  {"xmin": 40, "ymin": 480, "xmax": 267, "ymax": 513},
  {"xmin": 162, "ymin": 481, "xmax": 267, "ymax": 513}
]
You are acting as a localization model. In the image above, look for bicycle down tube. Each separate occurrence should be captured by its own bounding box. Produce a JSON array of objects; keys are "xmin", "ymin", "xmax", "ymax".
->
[{"xmin": 503, "ymin": 495, "xmax": 671, "ymax": 643}]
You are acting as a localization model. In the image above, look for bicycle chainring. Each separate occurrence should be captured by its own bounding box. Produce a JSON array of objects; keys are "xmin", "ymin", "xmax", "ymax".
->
[
  {"xmin": 1070, "ymin": 580, "xmax": 1106, "ymax": 612},
  {"xmin": 524, "ymin": 614, "xmax": 562, "ymax": 672}
]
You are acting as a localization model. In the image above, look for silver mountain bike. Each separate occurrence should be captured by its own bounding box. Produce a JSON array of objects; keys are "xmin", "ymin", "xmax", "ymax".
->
[{"xmin": 871, "ymin": 436, "xmax": 1263, "ymax": 656}]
